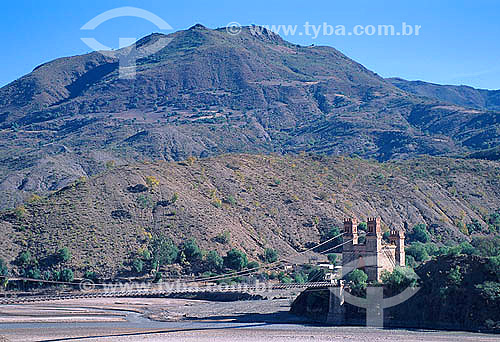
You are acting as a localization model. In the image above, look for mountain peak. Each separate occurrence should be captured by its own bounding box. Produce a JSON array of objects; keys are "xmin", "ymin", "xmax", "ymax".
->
[{"xmin": 189, "ymin": 23, "xmax": 208, "ymax": 30}]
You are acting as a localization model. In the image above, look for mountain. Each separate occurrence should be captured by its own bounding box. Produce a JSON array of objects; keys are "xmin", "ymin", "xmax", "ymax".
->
[
  {"xmin": 1, "ymin": 154, "xmax": 499, "ymax": 277},
  {"xmin": 0, "ymin": 25, "xmax": 499, "ymax": 209},
  {"xmin": 388, "ymin": 77, "xmax": 500, "ymax": 111}
]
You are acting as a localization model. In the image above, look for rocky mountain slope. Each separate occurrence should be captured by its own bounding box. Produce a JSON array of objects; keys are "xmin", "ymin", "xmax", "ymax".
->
[
  {"xmin": 0, "ymin": 25, "xmax": 499, "ymax": 209},
  {"xmin": 1, "ymin": 154, "xmax": 498, "ymax": 277},
  {"xmin": 388, "ymin": 77, "xmax": 500, "ymax": 111}
]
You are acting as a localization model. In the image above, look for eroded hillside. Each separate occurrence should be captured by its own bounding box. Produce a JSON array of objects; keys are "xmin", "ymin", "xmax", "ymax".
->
[{"xmin": 1, "ymin": 154, "xmax": 498, "ymax": 277}]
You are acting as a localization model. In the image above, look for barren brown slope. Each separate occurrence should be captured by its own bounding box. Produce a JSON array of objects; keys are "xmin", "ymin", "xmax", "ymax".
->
[{"xmin": 0, "ymin": 154, "xmax": 499, "ymax": 277}]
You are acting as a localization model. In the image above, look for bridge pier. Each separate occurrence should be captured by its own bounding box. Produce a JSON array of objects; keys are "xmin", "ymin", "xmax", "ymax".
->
[{"xmin": 326, "ymin": 285, "xmax": 346, "ymax": 325}]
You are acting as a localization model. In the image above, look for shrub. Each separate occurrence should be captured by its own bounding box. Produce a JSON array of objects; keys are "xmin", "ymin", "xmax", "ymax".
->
[
  {"xmin": 153, "ymin": 271, "xmax": 163, "ymax": 283},
  {"xmin": 327, "ymin": 253, "xmax": 337, "ymax": 265},
  {"xmin": 467, "ymin": 218, "xmax": 483, "ymax": 234},
  {"xmin": 181, "ymin": 238, "xmax": 202, "ymax": 262},
  {"xmin": 0, "ymin": 258, "xmax": 8, "ymax": 287},
  {"xmin": 382, "ymin": 231, "xmax": 391, "ymax": 242},
  {"xmin": 212, "ymin": 198, "xmax": 222, "ymax": 208},
  {"xmin": 446, "ymin": 245, "xmax": 462, "ymax": 257},
  {"xmin": 264, "ymin": 248, "xmax": 278, "ymax": 263},
  {"xmin": 476, "ymin": 281, "xmax": 500, "ymax": 301},
  {"xmin": 137, "ymin": 194, "xmax": 153, "ymax": 209},
  {"xmin": 58, "ymin": 247, "xmax": 71, "ymax": 263},
  {"xmin": 406, "ymin": 242, "xmax": 429, "ymax": 262},
  {"xmin": 225, "ymin": 195, "xmax": 237, "ymax": 206},
  {"xmin": 409, "ymin": 224, "xmax": 430, "ymax": 243},
  {"xmin": 247, "ymin": 261, "xmax": 260, "ymax": 270},
  {"xmin": 60, "ymin": 269, "xmax": 74, "ymax": 282},
  {"xmin": 132, "ymin": 258, "xmax": 144, "ymax": 273},
  {"xmin": 321, "ymin": 226, "xmax": 343, "ymax": 251},
  {"xmin": 26, "ymin": 267, "xmax": 41, "ymax": 280},
  {"xmin": 17, "ymin": 251, "xmax": 32, "ymax": 266},
  {"xmin": 307, "ymin": 268, "xmax": 326, "ymax": 282},
  {"xmin": 293, "ymin": 271, "xmax": 307, "ymax": 283},
  {"xmin": 145, "ymin": 176, "xmax": 160, "ymax": 190},
  {"xmin": 14, "ymin": 206, "xmax": 27, "ymax": 219},
  {"xmin": 406, "ymin": 254, "xmax": 417, "ymax": 268},
  {"xmin": 459, "ymin": 242, "xmax": 476, "ymax": 255},
  {"xmin": 171, "ymin": 192, "xmax": 179, "ymax": 204},
  {"xmin": 83, "ymin": 271, "xmax": 97, "ymax": 280},
  {"xmin": 205, "ymin": 250, "xmax": 223, "ymax": 272},
  {"xmin": 0, "ymin": 258, "xmax": 8, "ymax": 277},
  {"xmin": 471, "ymin": 236, "xmax": 500, "ymax": 257},
  {"xmin": 223, "ymin": 249, "xmax": 248, "ymax": 271},
  {"xmin": 487, "ymin": 211, "xmax": 500, "ymax": 233},
  {"xmin": 215, "ymin": 231, "xmax": 230, "ymax": 244}
]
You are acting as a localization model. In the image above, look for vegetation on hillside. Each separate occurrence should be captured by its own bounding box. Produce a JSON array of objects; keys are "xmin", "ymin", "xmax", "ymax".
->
[{"xmin": 0, "ymin": 154, "xmax": 498, "ymax": 278}]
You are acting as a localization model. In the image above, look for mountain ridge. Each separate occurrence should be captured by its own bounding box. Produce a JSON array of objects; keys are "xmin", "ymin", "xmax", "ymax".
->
[{"xmin": 388, "ymin": 77, "xmax": 500, "ymax": 111}]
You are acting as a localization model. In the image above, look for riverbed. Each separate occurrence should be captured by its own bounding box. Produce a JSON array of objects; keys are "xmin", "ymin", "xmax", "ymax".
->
[{"xmin": 0, "ymin": 298, "xmax": 496, "ymax": 341}]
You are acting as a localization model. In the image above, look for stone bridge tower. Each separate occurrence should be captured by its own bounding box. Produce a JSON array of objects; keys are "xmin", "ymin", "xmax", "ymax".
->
[{"xmin": 341, "ymin": 216, "xmax": 405, "ymax": 283}]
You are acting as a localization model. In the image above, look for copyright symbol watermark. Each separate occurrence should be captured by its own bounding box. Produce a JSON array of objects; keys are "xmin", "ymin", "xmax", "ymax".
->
[
  {"xmin": 81, "ymin": 7, "xmax": 173, "ymax": 79},
  {"xmin": 79, "ymin": 279, "xmax": 95, "ymax": 292},
  {"xmin": 226, "ymin": 22, "xmax": 242, "ymax": 35}
]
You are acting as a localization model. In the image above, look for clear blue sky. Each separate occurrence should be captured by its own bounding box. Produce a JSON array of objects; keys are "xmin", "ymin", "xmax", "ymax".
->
[{"xmin": 1, "ymin": 0, "xmax": 499, "ymax": 89}]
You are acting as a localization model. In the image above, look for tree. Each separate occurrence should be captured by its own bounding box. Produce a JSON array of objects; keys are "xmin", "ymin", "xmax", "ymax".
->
[
  {"xmin": 327, "ymin": 253, "xmax": 338, "ymax": 265},
  {"xmin": 60, "ymin": 269, "xmax": 74, "ymax": 282},
  {"xmin": 357, "ymin": 222, "xmax": 367, "ymax": 232},
  {"xmin": 17, "ymin": 251, "xmax": 31, "ymax": 266},
  {"xmin": 321, "ymin": 226, "xmax": 343, "ymax": 252},
  {"xmin": 381, "ymin": 266, "xmax": 418, "ymax": 294},
  {"xmin": 406, "ymin": 254, "xmax": 417, "ymax": 268},
  {"xmin": 0, "ymin": 258, "xmax": 8, "ymax": 288},
  {"xmin": 223, "ymin": 249, "xmax": 248, "ymax": 271},
  {"xmin": 448, "ymin": 266, "xmax": 463, "ymax": 287},
  {"xmin": 472, "ymin": 236, "xmax": 500, "ymax": 257},
  {"xmin": 345, "ymin": 269, "xmax": 368, "ymax": 294},
  {"xmin": 487, "ymin": 211, "xmax": 500, "ymax": 233},
  {"xmin": 406, "ymin": 242, "xmax": 429, "ymax": 262},
  {"xmin": 264, "ymin": 248, "xmax": 278, "ymax": 263},
  {"xmin": 181, "ymin": 238, "xmax": 202, "ymax": 262},
  {"xmin": 293, "ymin": 271, "xmax": 307, "ymax": 284},
  {"xmin": 58, "ymin": 247, "xmax": 71, "ymax": 263},
  {"xmin": 459, "ymin": 242, "xmax": 476, "ymax": 255},
  {"xmin": 409, "ymin": 224, "xmax": 430, "ymax": 243},
  {"xmin": 150, "ymin": 234, "xmax": 179, "ymax": 270},
  {"xmin": 205, "ymin": 250, "xmax": 223, "ymax": 272},
  {"xmin": 424, "ymin": 242, "xmax": 439, "ymax": 256},
  {"xmin": 486, "ymin": 256, "xmax": 500, "ymax": 281}
]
